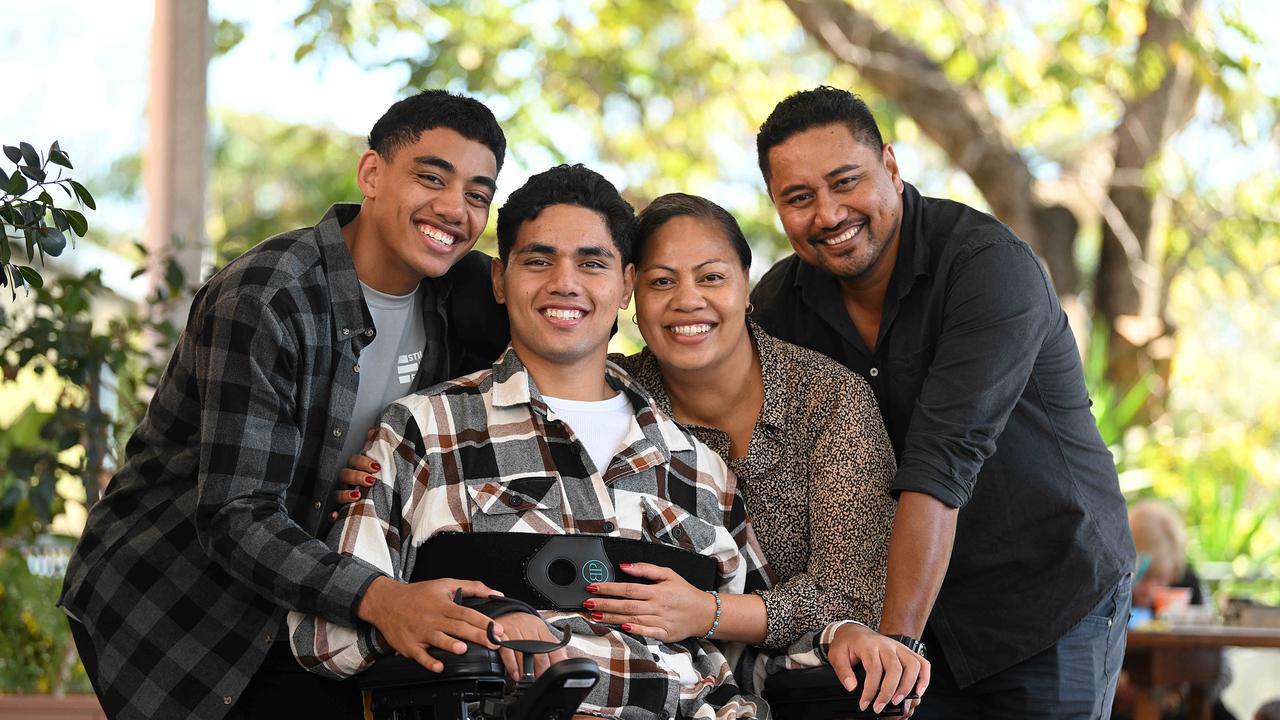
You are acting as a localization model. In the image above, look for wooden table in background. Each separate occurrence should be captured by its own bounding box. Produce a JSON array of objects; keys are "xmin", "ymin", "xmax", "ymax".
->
[{"xmin": 1124, "ymin": 624, "xmax": 1280, "ymax": 720}]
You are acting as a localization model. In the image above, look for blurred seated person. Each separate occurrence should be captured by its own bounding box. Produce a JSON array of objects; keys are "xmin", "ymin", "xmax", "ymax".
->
[
  {"xmin": 1113, "ymin": 499, "xmax": 1236, "ymax": 720},
  {"xmin": 1131, "ymin": 499, "xmax": 1207, "ymax": 612}
]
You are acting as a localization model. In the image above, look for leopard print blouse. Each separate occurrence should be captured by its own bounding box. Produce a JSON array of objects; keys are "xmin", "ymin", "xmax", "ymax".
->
[{"xmin": 615, "ymin": 321, "xmax": 897, "ymax": 648}]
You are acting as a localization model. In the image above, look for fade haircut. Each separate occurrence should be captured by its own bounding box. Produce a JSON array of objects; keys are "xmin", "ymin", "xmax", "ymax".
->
[
  {"xmin": 634, "ymin": 193, "xmax": 751, "ymax": 270},
  {"xmin": 368, "ymin": 89, "xmax": 507, "ymax": 171},
  {"xmin": 756, "ymin": 86, "xmax": 885, "ymax": 183},
  {"xmin": 496, "ymin": 164, "xmax": 635, "ymax": 264}
]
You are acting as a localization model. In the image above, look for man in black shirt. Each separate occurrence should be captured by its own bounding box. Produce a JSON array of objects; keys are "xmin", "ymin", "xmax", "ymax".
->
[{"xmin": 750, "ymin": 86, "xmax": 1135, "ymax": 717}]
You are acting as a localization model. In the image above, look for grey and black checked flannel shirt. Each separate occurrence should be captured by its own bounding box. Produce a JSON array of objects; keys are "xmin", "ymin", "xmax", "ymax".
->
[
  {"xmin": 59, "ymin": 203, "xmax": 509, "ymax": 720},
  {"xmin": 290, "ymin": 348, "xmax": 787, "ymax": 719}
]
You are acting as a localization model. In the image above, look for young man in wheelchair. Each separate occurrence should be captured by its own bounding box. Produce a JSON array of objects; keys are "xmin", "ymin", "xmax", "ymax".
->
[{"xmin": 288, "ymin": 164, "xmax": 911, "ymax": 718}]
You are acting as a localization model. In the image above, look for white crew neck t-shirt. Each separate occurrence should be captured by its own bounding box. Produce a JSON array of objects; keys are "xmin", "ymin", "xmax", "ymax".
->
[{"xmin": 542, "ymin": 391, "xmax": 635, "ymax": 474}]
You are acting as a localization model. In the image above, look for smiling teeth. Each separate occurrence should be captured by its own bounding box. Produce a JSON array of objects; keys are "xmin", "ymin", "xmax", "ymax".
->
[
  {"xmin": 418, "ymin": 224, "xmax": 456, "ymax": 246},
  {"xmin": 670, "ymin": 324, "xmax": 712, "ymax": 336},
  {"xmin": 544, "ymin": 308, "xmax": 583, "ymax": 320},
  {"xmin": 821, "ymin": 223, "xmax": 864, "ymax": 246}
]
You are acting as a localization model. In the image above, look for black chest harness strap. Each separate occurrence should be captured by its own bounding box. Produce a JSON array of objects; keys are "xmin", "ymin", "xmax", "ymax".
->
[{"xmin": 411, "ymin": 532, "xmax": 719, "ymax": 611}]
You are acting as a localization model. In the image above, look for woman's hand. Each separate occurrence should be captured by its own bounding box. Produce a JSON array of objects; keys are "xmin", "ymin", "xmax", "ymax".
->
[
  {"xmin": 330, "ymin": 429, "xmax": 379, "ymax": 521},
  {"xmin": 585, "ymin": 562, "xmax": 717, "ymax": 643},
  {"xmin": 827, "ymin": 623, "xmax": 929, "ymax": 716}
]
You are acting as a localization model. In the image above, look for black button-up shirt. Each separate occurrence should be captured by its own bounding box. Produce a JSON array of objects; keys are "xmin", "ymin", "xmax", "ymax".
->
[{"xmin": 751, "ymin": 182, "xmax": 1134, "ymax": 687}]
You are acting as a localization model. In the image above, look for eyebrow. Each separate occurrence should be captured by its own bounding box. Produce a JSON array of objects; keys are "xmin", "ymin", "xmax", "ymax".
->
[
  {"xmin": 514, "ymin": 243, "xmax": 618, "ymax": 259},
  {"xmin": 643, "ymin": 258, "xmax": 730, "ymax": 273},
  {"xmin": 778, "ymin": 163, "xmax": 863, "ymax": 197},
  {"xmin": 412, "ymin": 155, "xmax": 497, "ymax": 192}
]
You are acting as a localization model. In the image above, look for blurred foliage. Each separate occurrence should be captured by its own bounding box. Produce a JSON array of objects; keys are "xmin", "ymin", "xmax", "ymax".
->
[
  {"xmin": 1122, "ymin": 167, "xmax": 1280, "ymax": 602},
  {"xmin": 209, "ymin": 111, "xmax": 364, "ymax": 265},
  {"xmin": 1, "ymin": 141, "xmax": 96, "ymax": 302},
  {"xmin": 0, "ymin": 546, "xmax": 90, "ymax": 693},
  {"xmin": 0, "ymin": 256, "xmax": 188, "ymax": 540}
]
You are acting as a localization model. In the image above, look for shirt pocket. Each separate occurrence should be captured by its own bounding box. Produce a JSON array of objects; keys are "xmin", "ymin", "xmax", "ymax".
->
[
  {"xmin": 638, "ymin": 495, "xmax": 719, "ymax": 555},
  {"xmin": 465, "ymin": 474, "xmax": 563, "ymax": 530}
]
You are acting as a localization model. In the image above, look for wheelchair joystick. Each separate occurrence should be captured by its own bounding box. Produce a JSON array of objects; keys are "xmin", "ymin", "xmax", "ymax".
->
[{"xmin": 485, "ymin": 621, "xmax": 573, "ymax": 690}]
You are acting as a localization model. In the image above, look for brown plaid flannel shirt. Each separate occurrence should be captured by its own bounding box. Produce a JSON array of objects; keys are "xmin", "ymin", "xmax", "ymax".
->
[{"xmin": 289, "ymin": 348, "xmax": 786, "ymax": 719}]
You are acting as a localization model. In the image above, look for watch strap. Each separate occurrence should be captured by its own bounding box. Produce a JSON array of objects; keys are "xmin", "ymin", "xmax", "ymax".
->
[{"xmin": 887, "ymin": 634, "xmax": 927, "ymax": 658}]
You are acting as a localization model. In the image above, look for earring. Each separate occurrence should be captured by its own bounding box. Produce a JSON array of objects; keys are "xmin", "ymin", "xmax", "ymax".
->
[
  {"xmin": 746, "ymin": 302, "xmax": 755, "ymax": 316},
  {"xmin": 631, "ymin": 314, "xmax": 640, "ymax": 326}
]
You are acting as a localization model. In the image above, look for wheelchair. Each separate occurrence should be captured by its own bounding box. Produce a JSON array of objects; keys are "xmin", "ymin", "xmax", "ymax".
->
[
  {"xmin": 361, "ymin": 533, "xmax": 913, "ymax": 719},
  {"xmin": 358, "ymin": 621, "xmax": 911, "ymax": 720}
]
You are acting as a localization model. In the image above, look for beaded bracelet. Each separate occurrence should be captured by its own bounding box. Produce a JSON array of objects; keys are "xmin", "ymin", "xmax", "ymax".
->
[{"xmin": 703, "ymin": 590, "xmax": 722, "ymax": 639}]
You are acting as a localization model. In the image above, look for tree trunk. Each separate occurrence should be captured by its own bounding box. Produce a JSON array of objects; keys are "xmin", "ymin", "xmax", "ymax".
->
[{"xmin": 1094, "ymin": 0, "xmax": 1201, "ymax": 416}]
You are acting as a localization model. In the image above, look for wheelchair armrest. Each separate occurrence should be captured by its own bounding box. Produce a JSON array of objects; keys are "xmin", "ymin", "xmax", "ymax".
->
[
  {"xmin": 358, "ymin": 643, "xmax": 504, "ymax": 690},
  {"xmin": 762, "ymin": 665, "xmax": 906, "ymax": 719}
]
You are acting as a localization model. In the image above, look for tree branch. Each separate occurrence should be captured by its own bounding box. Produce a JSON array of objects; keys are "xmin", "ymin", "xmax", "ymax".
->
[{"xmin": 780, "ymin": 0, "xmax": 1063, "ymax": 281}]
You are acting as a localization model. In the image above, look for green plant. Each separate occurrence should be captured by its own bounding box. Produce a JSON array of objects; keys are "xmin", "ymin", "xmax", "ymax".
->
[
  {"xmin": 0, "ymin": 253, "xmax": 187, "ymax": 538},
  {"xmin": 1084, "ymin": 321, "xmax": 1153, "ymax": 470},
  {"xmin": 0, "ymin": 545, "xmax": 89, "ymax": 693},
  {"xmin": 1, "ymin": 141, "xmax": 96, "ymax": 300}
]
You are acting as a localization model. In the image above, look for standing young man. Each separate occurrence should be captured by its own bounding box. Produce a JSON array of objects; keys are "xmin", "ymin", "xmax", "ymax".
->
[
  {"xmin": 60, "ymin": 90, "xmax": 511, "ymax": 720},
  {"xmin": 750, "ymin": 87, "xmax": 1135, "ymax": 717}
]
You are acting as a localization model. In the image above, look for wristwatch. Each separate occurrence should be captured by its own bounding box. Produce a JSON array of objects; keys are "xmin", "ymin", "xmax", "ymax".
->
[{"xmin": 887, "ymin": 634, "xmax": 927, "ymax": 659}]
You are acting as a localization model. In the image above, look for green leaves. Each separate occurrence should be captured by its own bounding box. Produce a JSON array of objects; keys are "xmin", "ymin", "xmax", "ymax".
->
[
  {"xmin": 1, "ymin": 138, "xmax": 94, "ymax": 298},
  {"xmin": 47, "ymin": 141, "xmax": 72, "ymax": 170},
  {"xmin": 69, "ymin": 180, "xmax": 95, "ymax": 210}
]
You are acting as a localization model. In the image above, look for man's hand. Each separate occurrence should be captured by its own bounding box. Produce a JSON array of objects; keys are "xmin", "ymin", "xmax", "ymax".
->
[
  {"xmin": 587, "ymin": 562, "xmax": 715, "ymax": 642},
  {"xmin": 357, "ymin": 576, "xmax": 503, "ymax": 672},
  {"xmin": 493, "ymin": 612, "xmax": 568, "ymax": 683},
  {"xmin": 828, "ymin": 623, "xmax": 930, "ymax": 716}
]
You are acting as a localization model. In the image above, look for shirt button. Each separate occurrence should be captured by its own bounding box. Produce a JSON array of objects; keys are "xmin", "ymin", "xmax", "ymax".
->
[
  {"xmin": 672, "ymin": 526, "xmax": 687, "ymax": 540},
  {"xmin": 353, "ymin": 364, "xmax": 361, "ymax": 373},
  {"xmin": 602, "ymin": 521, "xmax": 616, "ymax": 533},
  {"xmin": 332, "ymin": 427, "xmax": 343, "ymax": 438},
  {"xmin": 264, "ymin": 634, "xmax": 273, "ymax": 643},
  {"xmin": 341, "ymin": 327, "xmax": 351, "ymax": 336},
  {"xmin": 223, "ymin": 696, "xmax": 233, "ymax": 705},
  {"xmin": 313, "ymin": 501, "xmax": 322, "ymax": 510},
  {"xmin": 869, "ymin": 367, "xmax": 880, "ymax": 377},
  {"xmin": 364, "ymin": 329, "xmax": 374, "ymax": 337}
]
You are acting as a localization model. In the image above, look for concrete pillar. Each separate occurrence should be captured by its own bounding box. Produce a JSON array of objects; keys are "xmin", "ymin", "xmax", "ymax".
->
[{"xmin": 144, "ymin": 0, "xmax": 209, "ymax": 326}]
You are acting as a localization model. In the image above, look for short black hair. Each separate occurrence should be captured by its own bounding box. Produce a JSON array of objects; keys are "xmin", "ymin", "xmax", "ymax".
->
[
  {"xmin": 496, "ymin": 164, "xmax": 635, "ymax": 264},
  {"xmin": 634, "ymin": 193, "xmax": 751, "ymax": 270},
  {"xmin": 368, "ymin": 89, "xmax": 506, "ymax": 172},
  {"xmin": 756, "ymin": 86, "xmax": 884, "ymax": 183}
]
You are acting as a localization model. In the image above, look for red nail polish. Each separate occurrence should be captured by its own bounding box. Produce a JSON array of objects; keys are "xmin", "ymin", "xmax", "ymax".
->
[
  {"xmin": 350, "ymin": 490, "xmax": 361, "ymax": 499},
  {"xmin": 582, "ymin": 599, "xmax": 596, "ymax": 609},
  {"xmin": 365, "ymin": 475, "xmax": 376, "ymax": 485},
  {"xmin": 619, "ymin": 563, "xmax": 633, "ymax": 569},
  {"xmin": 591, "ymin": 612, "xmax": 604, "ymax": 621},
  {"xmin": 621, "ymin": 623, "xmax": 632, "ymax": 632},
  {"xmin": 371, "ymin": 462, "xmax": 381, "ymax": 471},
  {"xmin": 586, "ymin": 584, "xmax": 599, "ymax": 593}
]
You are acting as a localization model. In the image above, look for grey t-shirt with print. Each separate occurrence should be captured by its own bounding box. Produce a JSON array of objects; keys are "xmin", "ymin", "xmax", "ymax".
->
[{"xmin": 338, "ymin": 282, "xmax": 427, "ymax": 466}]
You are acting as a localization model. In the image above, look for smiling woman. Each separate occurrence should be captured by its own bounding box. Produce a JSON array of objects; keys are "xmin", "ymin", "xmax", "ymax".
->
[{"xmin": 611, "ymin": 192, "xmax": 929, "ymax": 711}]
